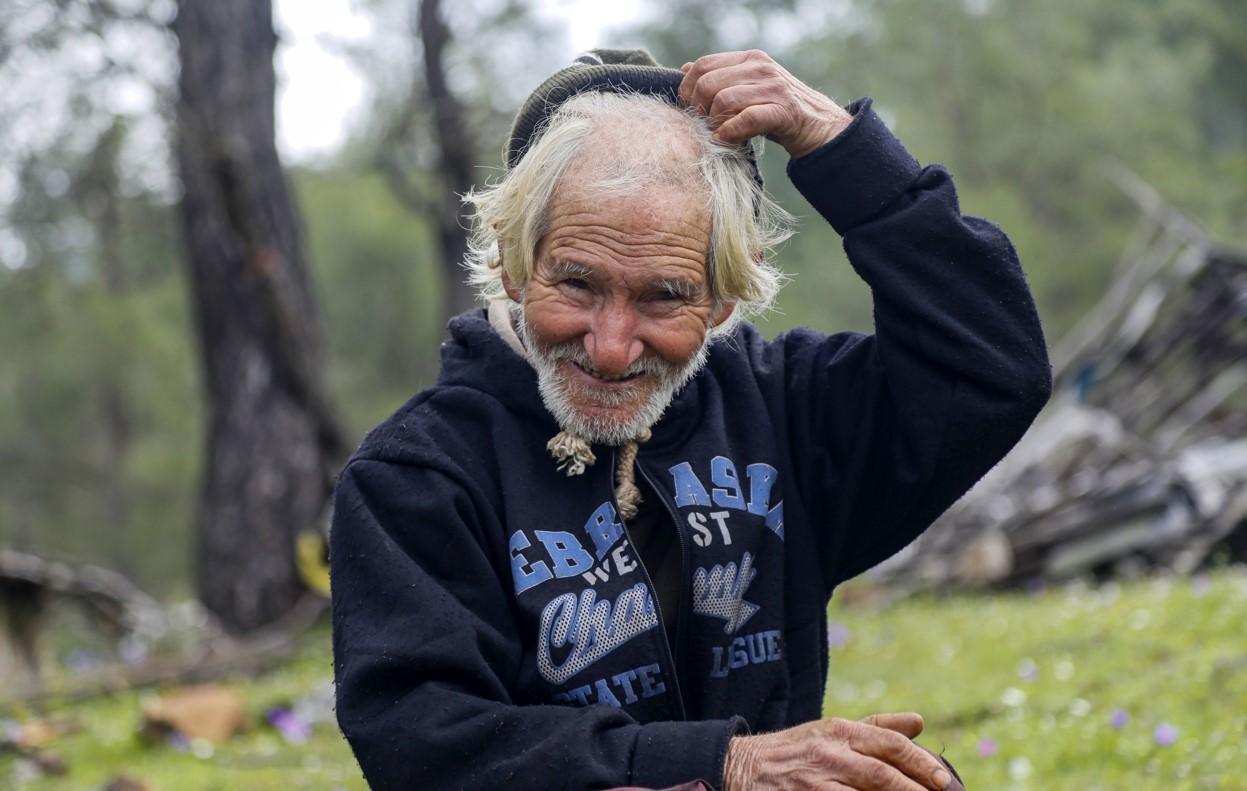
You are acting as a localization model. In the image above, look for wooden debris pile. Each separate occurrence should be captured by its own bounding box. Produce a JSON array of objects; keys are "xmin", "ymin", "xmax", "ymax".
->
[{"xmin": 877, "ymin": 169, "xmax": 1247, "ymax": 590}]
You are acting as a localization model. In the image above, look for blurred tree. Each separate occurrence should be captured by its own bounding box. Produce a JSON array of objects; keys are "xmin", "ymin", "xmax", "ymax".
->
[
  {"xmin": 173, "ymin": 0, "xmax": 346, "ymax": 631},
  {"xmin": 373, "ymin": 0, "xmax": 478, "ymax": 318},
  {"xmin": 355, "ymin": 0, "xmax": 566, "ymax": 325},
  {"xmin": 0, "ymin": 0, "xmax": 197, "ymax": 593}
]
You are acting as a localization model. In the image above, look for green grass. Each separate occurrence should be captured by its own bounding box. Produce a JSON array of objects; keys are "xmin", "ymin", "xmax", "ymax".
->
[
  {"xmin": 5, "ymin": 569, "xmax": 1247, "ymax": 789},
  {"xmin": 2, "ymin": 636, "xmax": 366, "ymax": 791},
  {"xmin": 825, "ymin": 570, "xmax": 1247, "ymax": 790}
]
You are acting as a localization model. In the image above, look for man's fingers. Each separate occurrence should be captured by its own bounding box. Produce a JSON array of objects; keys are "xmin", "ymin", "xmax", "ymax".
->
[
  {"xmin": 712, "ymin": 103, "xmax": 783, "ymax": 144},
  {"xmin": 686, "ymin": 60, "xmax": 772, "ymax": 114},
  {"xmin": 836, "ymin": 752, "xmax": 929, "ymax": 791},
  {"xmin": 851, "ymin": 727, "xmax": 950, "ymax": 790},
  {"xmin": 706, "ymin": 82, "xmax": 778, "ymax": 129},
  {"xmin": 861, "ymin": 712, "xmax": 925, "ymax": 739},
  {"xmin": 678, "ymin": 49, "xmax": 765, "ymax": 107}
]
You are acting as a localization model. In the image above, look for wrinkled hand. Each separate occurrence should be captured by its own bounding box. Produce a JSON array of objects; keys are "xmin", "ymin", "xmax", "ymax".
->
[
  {"xmin": 722, "ymin": 712, "xmax": 954, "ymax": 791},
  {"xmin": 678, "ymin": 49, "xmax": 853, "ymax": 158}
]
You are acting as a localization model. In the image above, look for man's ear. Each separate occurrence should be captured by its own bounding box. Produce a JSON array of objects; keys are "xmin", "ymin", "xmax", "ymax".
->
[
  {"xmin": 502, "ymin": 270, "xmax": 522, "ymax": 303},
  {"xmin": 710, "ymin": 301, "xmax": 736, "ymax": 329},
  {"xmin": 500, "ymin": 248, "xmax": 523, "ymax": 303}
]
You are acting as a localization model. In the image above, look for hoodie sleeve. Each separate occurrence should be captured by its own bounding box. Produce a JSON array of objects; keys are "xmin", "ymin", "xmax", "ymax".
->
[
  {"xmin": 330, "ymin": 458, "xmax": 744, "ymax": 790},
  {"xmin": 776, "ymin": 97, "xmax": 1052, "ymax": 586}
]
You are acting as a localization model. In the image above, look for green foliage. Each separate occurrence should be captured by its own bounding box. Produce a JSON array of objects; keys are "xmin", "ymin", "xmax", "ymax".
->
[
  {"xmin": 295, "ymin": 167, "xmax": 445, "ymax": 435},
  {"xmin": 0, "ymin": 192, "xmax": 198, "ymax": 594}
]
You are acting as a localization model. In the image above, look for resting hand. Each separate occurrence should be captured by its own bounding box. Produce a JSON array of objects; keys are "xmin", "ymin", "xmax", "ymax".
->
[
  {"xmin": 678, "ymin": 49, "xmax": 852, "ymax": 158},
  {"xmin": 722, "ymin": 712, "xmax": 954, "ymax": 791}
]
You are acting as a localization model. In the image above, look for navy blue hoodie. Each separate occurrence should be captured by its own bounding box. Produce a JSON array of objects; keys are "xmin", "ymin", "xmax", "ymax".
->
[{"xmin": 330, "ymin": 99, "xmax": 1051, "ymax": 790}]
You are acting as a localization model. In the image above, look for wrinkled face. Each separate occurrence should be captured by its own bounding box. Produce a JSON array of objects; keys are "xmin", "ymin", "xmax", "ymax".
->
[{"xmin": 507, "ymin": 178, "xmax": 730, "ymax": 445}]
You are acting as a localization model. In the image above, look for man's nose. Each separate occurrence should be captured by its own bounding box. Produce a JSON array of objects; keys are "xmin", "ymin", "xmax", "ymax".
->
[{"xmin": 585, "ymin": 304, "xmax": 644, "ymax": 376}]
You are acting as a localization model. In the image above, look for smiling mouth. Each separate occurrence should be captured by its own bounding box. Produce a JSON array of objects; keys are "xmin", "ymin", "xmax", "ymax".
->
[{"xmin": 569, "ymin": 360, "xmax": 644, "ymax": 383}]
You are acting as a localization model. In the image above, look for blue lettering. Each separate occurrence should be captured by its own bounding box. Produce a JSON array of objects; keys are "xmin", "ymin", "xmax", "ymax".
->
[
  {"xmin": 669, "ymin": 462, "xmax": 710, "ymax": 507},
  {"xmin": 593, "ymin": 678, "xmax": 621, "ymax": 708},
  {"xmin": 746, "ymin": 463, "xmax": 778, "ymax": 516},
  {"xmin": 583, "ymin": 502, "xmax": 624, "ymax": 561},
  {"xmin": 509, "ymin": 531, "xmax": 553, "ymax": 595},
  {"xmin": 765, "ymin": 501, "xmax": 785, "ymax": 540},
  {"xmin": 636, "ymin": 663, "xmax": 667, "ymax": 698},
  {"xmin": 706, "ymin": 629, "xmax": 785, "ymax": 679},
  {"xmin": 747, "ymin": 633, "xmax": 767, "ymax": 663},
  {"xmin": 552, "ymin": 664, "xmax": 666, "ymax": 708},
  {"xmin": 710, "ymin": 456, "xmax": 747, "ymax": 510},
  {"xmin": 534, "ymin": 530, "xmax": 594, "ymax": 578},
  {"xmin": 766, "ymin": 630, "xmax": 783, "ymax": 661},
  {"xmin": 565, "ymin": 685, "xmax": 591, "ymax": 706},
  {"xmin": 611, "ymin": 669, "xmax": 640, "ymax": 704}
]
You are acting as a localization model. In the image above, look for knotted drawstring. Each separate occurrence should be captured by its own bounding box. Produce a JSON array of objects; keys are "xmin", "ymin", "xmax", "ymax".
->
[
  {"xmin": 546, "ymin": 428, "xmax": 652, "ymax": 519},
  {"xmin": 612, "ymin": 428, "xmax": 652, "ymax": 520},
  {"xmin": 546, "ymin": 431, "xmax": 596, "ymax": 477}
]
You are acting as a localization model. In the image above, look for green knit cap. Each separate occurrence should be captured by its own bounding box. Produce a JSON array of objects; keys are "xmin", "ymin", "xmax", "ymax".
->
[{"xmin": 505, "ymin": 48, "xmax": 763, "ymax": 190}]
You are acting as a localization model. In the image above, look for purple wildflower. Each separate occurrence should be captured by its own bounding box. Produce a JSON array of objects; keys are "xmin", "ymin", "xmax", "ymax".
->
[
  {"xmin": 826, "ymin": 621, "xmax": 850, "ymax": 649},
  {"xmin": 1153, "ymin": 722, "xmax": 1178, "ymax": 746},
  {"xmin": 1016, "ymin": 658, "xmax": 1038, "ymax": 682},
  {"xmin": 1109, "ymin": 709, "xmax": 1128, "ymax": 729},
  {"xmin": 266, "ymin": 707, "xmax": 311, "ymax": 745},
  {"xmin": 976, "ymin": 738, "xmax": 997, "ymax": 757}
]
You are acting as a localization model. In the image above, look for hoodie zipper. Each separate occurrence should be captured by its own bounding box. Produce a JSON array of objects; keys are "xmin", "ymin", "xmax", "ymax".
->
[
  {"xmin": 635, "ymin": 460, "xmax": 691, "ymax": 697},
  {"xmin": 611, "ymin": 449, "xmax": 687, "ymax": 721}
]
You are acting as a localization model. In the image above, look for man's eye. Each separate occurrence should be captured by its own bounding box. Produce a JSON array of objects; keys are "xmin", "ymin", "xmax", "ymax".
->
[
  {"xmin": 562, "ymin": 278, "xmax": 590, "ymax": 290},
  {"xmin": 651, "ymin": 289, "xmax": 686, "ymax": 302}
]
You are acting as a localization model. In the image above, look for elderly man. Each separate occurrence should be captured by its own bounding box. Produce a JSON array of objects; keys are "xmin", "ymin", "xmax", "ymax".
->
[{"xmin": 330, "ymin": 49, "xmax": 1050, "ymax": 790}]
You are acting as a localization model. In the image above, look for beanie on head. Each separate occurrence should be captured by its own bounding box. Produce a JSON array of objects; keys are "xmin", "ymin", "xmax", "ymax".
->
[{"xmin": 504, "ymin": 48, "xmax": 763, "ymax": 190}]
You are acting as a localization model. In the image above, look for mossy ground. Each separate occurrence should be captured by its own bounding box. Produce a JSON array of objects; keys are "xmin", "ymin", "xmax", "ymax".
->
[{"xmin": 5, "ymin": 568, "xmax": 1246, "ymax": 790}]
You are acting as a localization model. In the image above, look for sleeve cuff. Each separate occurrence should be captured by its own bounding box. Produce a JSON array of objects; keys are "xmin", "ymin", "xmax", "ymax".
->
[
  {"xmin": 629, "ymin": 717, "xmax": 748, "ymax": 791},
  {"xmin": 785, "ymin": 96, "xmax": 922, "ymax": 236}
]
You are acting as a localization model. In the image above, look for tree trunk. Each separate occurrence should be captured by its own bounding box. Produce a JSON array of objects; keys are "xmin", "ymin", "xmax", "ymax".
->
[
  {"xmin": 82, "ymin": 121, "xmax": 133, "ymax": 576},
  {"xmin": 418, "ymin": 0, "xmax": 477, "ymax": 318},
  {"xmin": 172, "ymin": 0, "xmax": 344, "ymax": 632}
]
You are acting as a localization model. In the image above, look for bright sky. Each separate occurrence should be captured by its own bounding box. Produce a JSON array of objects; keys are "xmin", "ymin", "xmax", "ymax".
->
[{"xmin": 273, "ymin": 0, "xmax": 645, "ymax": 163}]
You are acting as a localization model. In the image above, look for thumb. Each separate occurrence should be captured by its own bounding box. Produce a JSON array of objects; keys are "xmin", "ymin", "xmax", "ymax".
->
[{"xmin": 861, "ymin": 712, "xmax": 925, "ymax": 739}]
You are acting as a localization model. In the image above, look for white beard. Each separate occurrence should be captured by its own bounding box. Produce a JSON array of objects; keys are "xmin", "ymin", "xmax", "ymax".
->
[{"xmin": 513, "ymin": 303, "xmax": 712, "ymax": 446}]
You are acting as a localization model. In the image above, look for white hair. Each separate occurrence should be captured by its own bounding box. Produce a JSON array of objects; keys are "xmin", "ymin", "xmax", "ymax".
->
[{"xmin": 463, "ymin": 90, "xmax": 794, "ymax": 333}]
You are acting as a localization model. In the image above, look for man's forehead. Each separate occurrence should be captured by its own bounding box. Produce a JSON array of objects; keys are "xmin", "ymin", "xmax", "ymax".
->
[{"xmin": 569, "ymin": 112, "xmax": 704, "ymax": 181}]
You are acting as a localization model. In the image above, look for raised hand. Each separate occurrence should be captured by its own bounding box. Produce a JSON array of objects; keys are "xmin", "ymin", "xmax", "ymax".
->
[{"xmin": 678, "ymin": 49, "xmax": 853, "ymax": 158}]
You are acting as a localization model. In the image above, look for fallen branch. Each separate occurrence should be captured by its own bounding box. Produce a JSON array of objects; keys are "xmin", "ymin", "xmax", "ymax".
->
[{"xmin": 0, "ymin": 594, "xmax": 327, "ymax": 713}]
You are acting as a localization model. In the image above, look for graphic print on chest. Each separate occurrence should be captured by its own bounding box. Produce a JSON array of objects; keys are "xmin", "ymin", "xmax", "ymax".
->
[
  {"xmin": 508, "ymin": 500, "xmax": 663, "ymax": 696},
  {"xmin": 665, "ymin": 455, "xmax": 788, "ymax": 681}
]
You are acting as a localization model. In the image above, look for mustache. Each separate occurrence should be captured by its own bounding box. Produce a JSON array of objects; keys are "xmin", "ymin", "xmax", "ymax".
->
[{"xmin": 536, "ymin": 339, "xmax": 681, "ymax": 380}]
